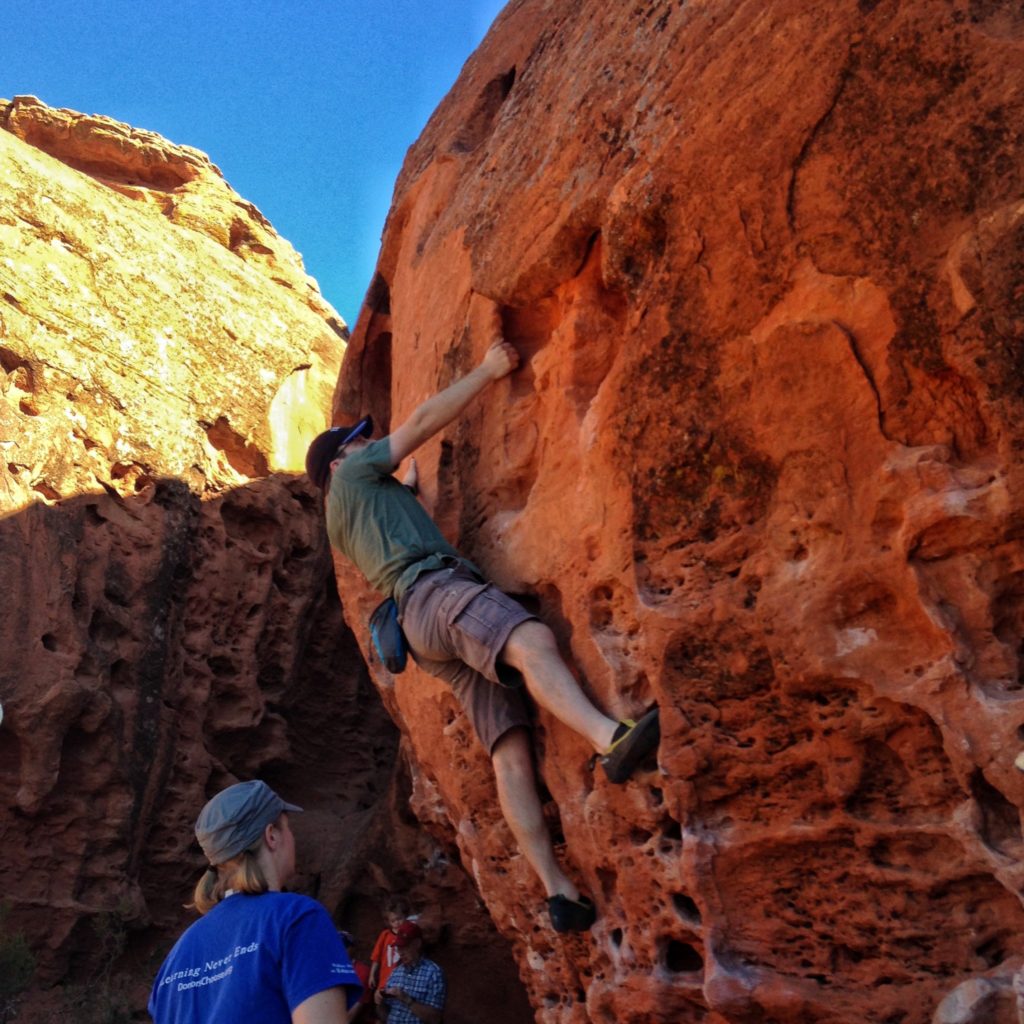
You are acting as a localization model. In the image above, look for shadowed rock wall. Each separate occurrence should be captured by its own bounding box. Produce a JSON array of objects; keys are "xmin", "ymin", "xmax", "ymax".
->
[{"xmin": 334, "ymin": 2, "xmax": 1024, "ymax": 1022}]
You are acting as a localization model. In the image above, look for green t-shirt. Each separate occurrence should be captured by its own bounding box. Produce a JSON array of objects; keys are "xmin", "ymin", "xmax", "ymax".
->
[{"xmin": 325, "ymin": 438, "xmax": 465, "ymax": 601}]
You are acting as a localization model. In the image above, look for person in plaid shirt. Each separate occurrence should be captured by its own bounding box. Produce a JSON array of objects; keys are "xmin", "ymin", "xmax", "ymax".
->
[{"xmin": 375, "ymin": 922, "xmax": 445, "ymax": 1024}]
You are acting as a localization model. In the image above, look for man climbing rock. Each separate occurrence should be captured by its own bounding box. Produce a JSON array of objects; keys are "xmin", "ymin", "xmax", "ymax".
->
[{"xmin": 305, "ymin": 304, "xmax": 659, "ymax": 932}]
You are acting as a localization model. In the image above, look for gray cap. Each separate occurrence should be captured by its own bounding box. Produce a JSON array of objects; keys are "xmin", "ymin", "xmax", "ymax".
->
[{"xmin": 195, "ymin": 780, "xmax": 302, "ymax": 865}]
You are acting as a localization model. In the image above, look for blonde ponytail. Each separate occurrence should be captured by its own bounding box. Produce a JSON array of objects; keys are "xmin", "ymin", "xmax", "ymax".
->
[{"xmin": 189, "ymin": 846, "xmax": 270, "ymax": 914}]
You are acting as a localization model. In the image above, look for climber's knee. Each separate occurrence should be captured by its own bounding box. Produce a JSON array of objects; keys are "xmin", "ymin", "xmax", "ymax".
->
[
  {"xmin": 500, "ymin": 620, "xmax": 559, "ymax": 674},
  {"xmin": 491, "ymin": 726, "xmax": 533, "ymax": 778}
]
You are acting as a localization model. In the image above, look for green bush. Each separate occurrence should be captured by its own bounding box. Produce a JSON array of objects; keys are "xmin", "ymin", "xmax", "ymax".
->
[
  {"xmin": 60, "ymin": 984, "xmax": 134, "ymax": 1024},
  {"xmin": 60, "ymin": 904, "xmax": 135, "ymax": 1024},
  {"xmin": 0, "ymin": 903, "xmax": 36, "ymax": 1023}
]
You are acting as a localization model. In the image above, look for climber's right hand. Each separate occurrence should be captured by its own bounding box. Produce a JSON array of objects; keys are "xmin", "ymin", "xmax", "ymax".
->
[{"xmin": 480, "ymin": 338, "xmax": 519, "ymax": 381}]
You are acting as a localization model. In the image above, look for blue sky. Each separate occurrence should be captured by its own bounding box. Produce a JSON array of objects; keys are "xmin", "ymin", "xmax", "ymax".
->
[{"xmin": 1, "ymin": 0, "xmax": 507, "ymax": 328}]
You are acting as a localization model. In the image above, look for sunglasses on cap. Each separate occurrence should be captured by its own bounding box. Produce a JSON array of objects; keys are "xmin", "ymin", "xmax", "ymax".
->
[{"xmin": 335, "ymin": 415, "xmax": 374, "ymax": 453}]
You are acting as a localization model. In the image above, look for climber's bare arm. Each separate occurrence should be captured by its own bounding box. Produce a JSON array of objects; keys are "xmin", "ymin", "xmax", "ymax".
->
[
  {"xmin": 402, "ymin": 457, "xmax": 419, "ymax": 493},
  {"xmin": 387, "ymin": 311, "xmax": 518, "ymax": 466}
]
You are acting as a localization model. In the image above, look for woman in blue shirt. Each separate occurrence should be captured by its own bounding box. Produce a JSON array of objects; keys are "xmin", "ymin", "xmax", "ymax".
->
[{"xmin": 149, "ymin": 780, "xmax": 362, "ymax": 1024}]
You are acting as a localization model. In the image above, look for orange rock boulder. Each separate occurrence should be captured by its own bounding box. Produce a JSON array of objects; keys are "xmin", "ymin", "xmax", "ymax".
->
[{"xmin": 335, "ymin": 2, "xmax": 1024, "ymax": 1021}]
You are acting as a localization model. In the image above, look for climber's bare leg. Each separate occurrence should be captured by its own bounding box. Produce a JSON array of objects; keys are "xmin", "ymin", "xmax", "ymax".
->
[
  {"xmin": 491, "ymin": 727, "xmax": 578, "ymax": 899},
  {"xmin": 501, "ymin": 621, "xmax": 617, "ymax": 752}
]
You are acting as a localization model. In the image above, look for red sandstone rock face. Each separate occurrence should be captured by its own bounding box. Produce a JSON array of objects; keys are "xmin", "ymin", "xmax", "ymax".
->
[
  {"xmin": 0, "ymin": 99, "xmax": 530, "ymax": 1024},
  {"xmin": 336, "ymin": 2, "xmax": 1024, "ymax": 1021}
]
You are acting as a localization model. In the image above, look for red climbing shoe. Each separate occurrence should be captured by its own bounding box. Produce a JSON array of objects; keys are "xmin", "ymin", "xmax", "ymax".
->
[{"xmin": 600, "ymin": 707, "xmax": 660, "ymax": 783}]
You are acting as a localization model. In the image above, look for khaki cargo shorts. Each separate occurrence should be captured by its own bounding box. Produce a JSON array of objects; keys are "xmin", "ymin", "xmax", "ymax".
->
[{"xmin": 398, "ymin": 563, "xmax": 535, "ymax": 754}]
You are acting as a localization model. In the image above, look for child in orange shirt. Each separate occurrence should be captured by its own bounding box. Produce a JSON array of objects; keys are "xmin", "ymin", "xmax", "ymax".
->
[{"xmin": 369, "ymin": 896, "xmax": 412, "ymax": 995}]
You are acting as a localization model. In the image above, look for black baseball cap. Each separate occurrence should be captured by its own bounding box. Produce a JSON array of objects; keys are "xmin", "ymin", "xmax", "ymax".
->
[{"xmin": 304, "ymin": 416, "xmax": 373, "ymax": 491}]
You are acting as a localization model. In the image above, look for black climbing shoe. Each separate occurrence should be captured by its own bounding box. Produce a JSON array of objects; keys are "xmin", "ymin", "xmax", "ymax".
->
[
  {"xmin": 548, "ymin": 894, "xmax": 597, "ymax": 933},
  {"xmin": 600, "ymin": 708, "xmax": 660, "ymax": 783}
]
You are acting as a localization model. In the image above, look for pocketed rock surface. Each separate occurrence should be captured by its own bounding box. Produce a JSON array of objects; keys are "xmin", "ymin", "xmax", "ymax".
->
[
  {"xmin": 0, "ymin": 97, "xmax": 530, "ymax": 1024},
  {"xmin": 333, "ymin": 2, "xmax": 1024, "ymax": 1022}
]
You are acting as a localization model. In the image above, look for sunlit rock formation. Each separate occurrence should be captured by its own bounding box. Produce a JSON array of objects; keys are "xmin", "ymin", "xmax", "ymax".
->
[{"xmin": 335, "ymin": 2, "xmax": 1024, "ymax": 1022}]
